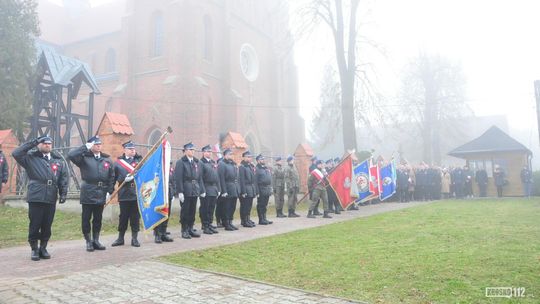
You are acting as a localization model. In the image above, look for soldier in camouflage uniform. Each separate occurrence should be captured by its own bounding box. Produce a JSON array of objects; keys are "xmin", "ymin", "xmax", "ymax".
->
[
  {"xmin": 284, "ymin": 156, "xmax": 300, "ymax": 217},
  {"xmin": 272, "ymin": 157, "xmax": 286, "ymax": 218},
  {"xmin": 307, "ymin": 160, "xmax": 332, "ymax": 219}
]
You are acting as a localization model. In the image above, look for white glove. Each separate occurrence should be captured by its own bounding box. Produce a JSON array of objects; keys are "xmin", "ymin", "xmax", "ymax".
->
[
  {"xmin": 200, "ymin": 192, "xmax": 206, "ymax": 198},
  {"xmin": 217, "ymin": 192, "xmax": 221, "ymax": 197},
  {"xmin": 106, "ymin": 192, "xmax": 111, "ymax": 202},
  {"xmin": 242, "ymin": 193, "xmax": 247, "ymax": 198},
  {"xmin": 222, "ymin": 192, "xmax": 228, "ymax": 197},
  {"xmin": 124, "ymin": 174, "xmax": 134, "ymax": 182},
  {"xmin": 85, "ymin": 142, "xmax": 94, "ymax": 150},
  {"xmin": 178, "ymin": 193, "xmax": 184, "ymax": 203}
]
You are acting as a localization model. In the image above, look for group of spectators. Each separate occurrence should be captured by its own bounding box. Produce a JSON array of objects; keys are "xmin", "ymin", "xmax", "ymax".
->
[{"xmin": 395, "ymin": 163, "xmax": 534, "ymax": 202}]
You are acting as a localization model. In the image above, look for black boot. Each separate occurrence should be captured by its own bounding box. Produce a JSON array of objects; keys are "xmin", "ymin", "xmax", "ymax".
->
[
  {"xmin": 131, "ymin": 231, "xmax": 140, "ymax": 247},
  {"xmin": 216, "ymin": 219, "xmax": 224, "ymax": 228},
  {"xmin": 258, "ymin": 212, "xmax": 267, "ymax": 225},
  {"xmin": 181, "ymin": 223, "xmax": 191, "ymax": 239},
  {"xmin": 307, "ymin": 210, "xmax": 315, "ymax": 218},
  {"xmin": 84, "ymin": 233, "xmax": 94, "ymax": 252},
  {"xmin": 209, "ymin": 224, "xmax": 219, "ymax": 234},
  {"xmin": 230, "ymin": 219, "xmax": 239, "ymax": 230},
  {"xmin": 111, "ymin": 231, "xmax": 125, "ymax": 247},
  {"xmin": 154, "ymin": 229, "xmax": 163, "ymax": 243},
  {"xmin": 263, "ymin": 212, "xmax": 273, "ymax": 224},
  {"xmin": 288, "ymin": 209, "xmax": 300, "ymax": 218},
  {"xmin": 248, "ymin": 215, "xmax": 256, "ymax": 227},
  {"xmin": 203, "ymin": 224, "xmax": 213, "ymax": 235},
  {"xmin": 161, "ymin": 226, "xmax": 174, "ymax": 242},
  {"xmin": 29, "ymin": 240, "xmax": 40, "ymax": 261},
  {"xmin": 276, "ymin": 209, "xmax": 287, "ymax": 218},
  {"xmin": 39, "ymin": 240, "xmax": 51, "ymax": 259},
  {"xmin": 313, "ymin": 208, "xmax": 322, "ymax": 216},
  {"xmin": 189, "ymin": 225, "xmax": 201, "ymax": 238},
  {"xmin": 323, "ymin": 211, "xmax": 332, "ymax": 218},
  {"xmin": 241, "ymin": 215, "xmax": 250, "ymax": 228},
  {"xmin": 224, "ymin": 220, "xmax": 234, "ymax": 231},
  {"xmin": 334, "ymin": 204, "xmax": 341, "ymax": 214},
  {"xmin": 92, "ymin": 232, "xmax": 106, "ymax": 250}
]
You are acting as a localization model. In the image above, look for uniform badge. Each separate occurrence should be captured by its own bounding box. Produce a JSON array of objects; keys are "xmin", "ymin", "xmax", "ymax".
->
[
  {"xmin": 104, "ymin": 162, "xmax": 110, "ymax": 169},
  {"xmin": 52, "ymin": 163, "xmax": 59, "ymax": 175}
]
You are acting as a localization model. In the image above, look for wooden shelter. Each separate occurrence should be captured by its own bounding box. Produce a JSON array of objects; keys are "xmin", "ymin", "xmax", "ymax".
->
[{"xmin": 448, "ymin": 126, "xmax": 533, "ymax": 197}]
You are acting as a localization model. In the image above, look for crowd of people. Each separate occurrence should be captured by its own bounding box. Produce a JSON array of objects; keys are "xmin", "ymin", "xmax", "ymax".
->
[{"xmin": 10, "ymin": 135, "xmax": 355, "ymax": 261}]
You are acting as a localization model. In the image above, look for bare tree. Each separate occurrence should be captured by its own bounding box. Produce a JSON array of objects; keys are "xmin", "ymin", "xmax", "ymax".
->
[
  {"xmin": 399, "ymin": 53, "xmax": 472, "ymax": 164},
  {"xmin": 310, "ymin": 64, "xmax": 341, "ymax": 148},
  {"xmin": 296, "ymin": 0, "xmax": 361, "ymax": 151}
]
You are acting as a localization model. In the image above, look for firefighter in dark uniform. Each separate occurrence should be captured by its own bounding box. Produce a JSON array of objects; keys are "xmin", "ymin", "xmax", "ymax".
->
[
  {"xmin": 68, "ymin": 136, "xmax": 114, "ymax": 252},
  {"xmin": 154, "ymin": 161, "xmax": 175, "ymax": 243},
  {"xmin": 255, "ymin": 154, "xmax": 273, "ymax": 225},
  {"xmin": 272, "ymin": 157, "xmax": 286, "ymax": 218},
  {"xmin": 12, "ymin": 135, "xmax": 69, "ymax": 261},
  {"xmin": 199, "ymin": 145, "xmax": 221, "ymax": 235},
  {"xmin": 215, "ymin": 156, "xmax": 226, "ymax": 228},
  {"xmin": 0, "ymin": 144, "xmax": 9, "ymax": 203},
  {"xmin": 218, "ymin": 149, "xmax": 240, "ymax": 231},
  {"xmin": 111, "ymin": 141, "xmax": 142, "ymax": 247},
  {"xmin": 239, "ymin": 151, "xmax": 257, "ymax": 228},
  {"xmin": 175, "ymin": 142, "xmax": 205, "ymax": 239}
]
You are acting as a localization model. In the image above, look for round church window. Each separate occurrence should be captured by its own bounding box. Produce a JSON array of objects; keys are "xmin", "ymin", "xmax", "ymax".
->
[{"xmin": 239, "ymin": 43, "xmax": 259, "ymax": 82}]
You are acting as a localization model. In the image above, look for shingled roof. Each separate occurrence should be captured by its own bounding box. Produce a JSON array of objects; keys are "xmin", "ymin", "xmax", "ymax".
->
[{"xmin": 448, "ymin": 126, "xmax": 532, "ymax": 158}]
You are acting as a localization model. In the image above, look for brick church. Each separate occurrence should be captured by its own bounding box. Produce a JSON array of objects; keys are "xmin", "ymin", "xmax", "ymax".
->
[{"xmin": 37, "ymin": 0, "xmax": 304, "ymax": 156}]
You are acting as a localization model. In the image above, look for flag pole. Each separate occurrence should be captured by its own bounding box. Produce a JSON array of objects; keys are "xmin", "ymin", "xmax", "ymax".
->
[
  {"xmin": 105, "ymin": 126, "xmax": 173, "ymax": 206},
  {"xmin": 297, "ymin": 153, "xmax": 353, "ymax": 204}
]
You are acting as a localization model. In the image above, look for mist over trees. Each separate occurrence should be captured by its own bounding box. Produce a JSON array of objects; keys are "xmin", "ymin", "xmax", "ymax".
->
[
  {"xmin": 0, "ymin": 0, "xmax": 40, "ymax": 139},
  {"xmin": 398, "ymin": 53, "xmax": 472, "ymax": 165}
]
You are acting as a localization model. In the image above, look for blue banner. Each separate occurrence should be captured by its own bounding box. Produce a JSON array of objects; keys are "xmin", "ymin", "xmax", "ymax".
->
[
  {"xmin": 354, "ymin": 160, "xmax": 373, "ymax": 202},
  {"xmin": 135, "ymin": 140, "xmax": 171, "ymax": 230},
  {"xmin": 378, "ymin": 161, "xmax": 396, "ymax": 201}
]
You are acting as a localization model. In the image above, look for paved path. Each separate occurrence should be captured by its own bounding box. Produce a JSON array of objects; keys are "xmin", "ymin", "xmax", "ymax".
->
[{"xmin": 0, "ymin": 201, "xmax": 432, "ymax": 303}]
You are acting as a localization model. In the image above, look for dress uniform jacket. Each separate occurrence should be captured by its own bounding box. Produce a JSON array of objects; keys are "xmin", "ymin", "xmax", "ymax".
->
[
  {"xmin": 113, "ymin": 154, "xmax": 142, "ymax": 202},
  {"xmin": 255, "ymin": 163, "xmax": 272, "ymax": 197},
  {"xmin": 175, "ymin": 156, "xmax": 205, "ymax": 197},
  {"xmin": 68, "ymin": 145, "xmax": 114, "ymax": 204},
  {"xmin": 200, "ymin": 157, "xmax": 221, "ymax": 197},
  {"xmin": 218, "ymin": 159, "xmax": 240, "ymax": 198},
  {"xmin": 239, "ymin": 161, "xmax": 257, "ymax": 198},
  {"xmin": 12, "ymin": 141, "xmax": 69, "ymax": 204}
]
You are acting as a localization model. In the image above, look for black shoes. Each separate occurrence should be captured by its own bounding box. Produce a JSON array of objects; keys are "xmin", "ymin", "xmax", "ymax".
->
[
  {"xmin": 307, "ymin": 210, "xmax": 315, "ymax": 218},
  {"xmin": 39, "ymin": 241, "xmax": 51, "ymax": 259},
  {"xmin": 288, "ymin": 209, "xmax": 300, "ymax": 218},
  {"xmin": 276, "ymin": 209, "xmax": 287, "ymax": 218},
  {"xmin": 323, "ymin": 211, "xmax": 332, "ymax": 218},
  {"xmin": 30, "ymin": 240, "xmax": 40, "ymax": 261},
  {"xmin": 92, "ymin": 233, "xmax": 106, "ymax": 250}
]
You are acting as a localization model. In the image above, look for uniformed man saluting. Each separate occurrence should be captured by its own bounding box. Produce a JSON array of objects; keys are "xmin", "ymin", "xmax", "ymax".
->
[
  {"xmin": 12, "ymin": 135, "xmax": 69, "ymax": 261},
  {"xmin": 111, "ymin": 141, "xmax": 142, "ymax": 247},
  {"xmin": 68, "ymin": 136, "xmax": 114, "ymax": 252}
]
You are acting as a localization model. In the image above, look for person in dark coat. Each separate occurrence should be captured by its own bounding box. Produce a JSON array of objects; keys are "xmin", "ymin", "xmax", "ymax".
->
[
  {"xmin": 475, "ymin": 168, "xmax": 488, "ymax": 197},
  {"xmin": 255, "ymin": 154, "xmax": 273, "ymax": 225},
  {"xmin": 111, "ymin": 141, "xmax": 142, "ymax": 247},
  {"xmin": 12, "ymin": 135, "xmax": 69, "ymax": 261},
  {"xmin": 68, "ymin": 136, "xmax": 114, "ymax": 252},
  {"xmin": 218, "ymin": 149, "xmax": 240, "ymax": 231},
  {"xmin": 175, "ymin": 142, "xmax": 205, "ymax": 239},
  {"xmin": 199, "ymin": 145, "xmax": 221, "ymax": 234},
  {"xmin": 520, "ymin": 166, "xmax": 533, "ymax": 198},
  {"xmin": 154, "ymin": 161, "xmax": 175, "ymax": 243},
  {"xmin": 452, "ymin": 166, "xmax": 464, "ymax": 199},
  {"xmin": 397, "ymin": 165, "xmax": 410, "ymax": 202},
  {"xmin": 493, "ymin": 166, "xmax": 506, "ymax": 197},
  {"xmin": 239, "ymin": 151, "xmax": 257, "ymax": 228},
  {"xmin": 325, "ymin": 159, "xmax": 340, "ymax": 214},
  {"xmin": 0, "ymin": 144, "xmax": 9, "ymax": 204},
  {"xmin": 215, "ymin": 157, "xmax": 226, "ymax": 228},
  {"xmin": 463, "ymin": 166, "xmax": 473, "ymax": 198}
]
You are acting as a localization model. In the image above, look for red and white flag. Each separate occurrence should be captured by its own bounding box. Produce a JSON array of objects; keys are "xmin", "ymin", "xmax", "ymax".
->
[{"xmin": 327, "ymin": 155, "xmax": 356, "ymax": 209}]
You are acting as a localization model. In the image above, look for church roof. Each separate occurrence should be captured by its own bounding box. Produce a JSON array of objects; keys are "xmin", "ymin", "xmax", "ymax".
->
[{"xmin": 448, "ymin": 126, "xmax": 532, "ymax": 158}]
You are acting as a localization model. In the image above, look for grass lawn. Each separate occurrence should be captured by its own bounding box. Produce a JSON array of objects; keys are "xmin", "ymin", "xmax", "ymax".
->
[
  {"xmin": 0, "ymin": 205, "xmax": 118, "ymax": 248},
  {"xmin": 162, "ymin": 199, "xmax": 540, "ymax": 303}
]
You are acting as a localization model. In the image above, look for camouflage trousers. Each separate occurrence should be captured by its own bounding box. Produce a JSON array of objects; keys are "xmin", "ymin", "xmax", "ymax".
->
[
  {"xmin": 274, "ymin": 186, "xmax": 285, "ymax": 210},
  {"xmin": 287, "ymin": 187, "xmax": 299, "ymax": 210},
  {"xmin": 309, "ymin": 188, "xmax": 329, "ymax": 212}
]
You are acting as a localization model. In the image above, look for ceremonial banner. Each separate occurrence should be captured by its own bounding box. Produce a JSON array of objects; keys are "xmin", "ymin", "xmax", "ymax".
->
[
  {"xmin": 378, "ymin": 161, "xmax": 396, "ymax": 201},
  {"xmin": 354, "ymin": 159, "xmax": 373, "ymax": 202},
  {"xmin": 134, "ymin": 140, "xmax": 171, "ymax": 230},
  {"xmin": 369, "ymin": 162, "xmax": 380, "ymax": 199},
  {"xmin": 327, "ymin": 155, "xmax": 356, "ymax": 209}
]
